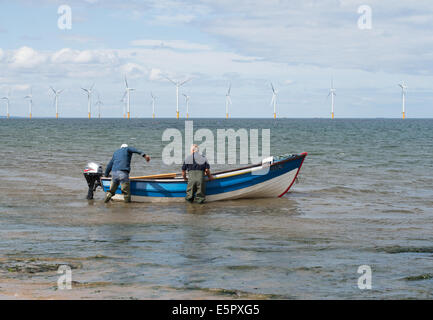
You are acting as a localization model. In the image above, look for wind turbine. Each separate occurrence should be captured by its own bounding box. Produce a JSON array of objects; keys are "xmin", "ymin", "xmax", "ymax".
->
[
  {"xmin": 225, "ymin": 83, "xmax": 232, "ymax": 119},
  {"xmin": 24, "ymin": 88, "xmax": 33, "ymax": 119},
  {"xmin": 183, "ymin": 94, "xmax": 190, "ymax": 119},
  {"xmin": 151, "ymin": 92, "xmax": 156, "ymax": 119},
  {"xmin": 82, "ymin": 83, "xmax": 95, "ymax": 119},
  {"xmin": 165, "ymin": 76, "xmax": 191, "ymax": 119},
  {"xmin": 123, "ymin": 76, "xmax": 134, "ymax": 119},
  {"xmin": 95, "ymin": 93, "xmax": 103, "ymax": 119},
  {"xmin": 50, "ymin": 87, "xmax": 64, "ymax": 119},
  {"xmin": 270, "ymin": 83, "xmax": 278, "ymax": 119},
  {"xmin": 1, "ymin": 90, "xmax": 10, "ymax": 119},
  {"xmin": 398, "ymin": 82, "xmax": 407, "ymax": 119},
  {"xmin": 328, "ymin": 79, "xmax": 336, "ymax": 119}
]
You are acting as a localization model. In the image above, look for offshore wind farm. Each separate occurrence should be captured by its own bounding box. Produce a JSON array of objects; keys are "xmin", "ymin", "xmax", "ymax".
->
[{"xmin": 0, "ymin": 78, "xmax": 418, "ymax": 119}]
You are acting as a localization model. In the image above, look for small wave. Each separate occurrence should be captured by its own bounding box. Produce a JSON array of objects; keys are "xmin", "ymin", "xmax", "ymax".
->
[
  {"xmin": 226, "ymin": 246, "xmax": 289, "ymax": 253},
  {"xmin": 84, "ymin": 254, "xmax": 111, "ymax": 260},
  {"xmin": 1, "ymin": 260, "xmax": 82, "ymax": 274},
  {"xmin": 375, "ymin": 246, "xmax": 433, "ymax": 254},
  {"xmin": 381, "ymin": 209, "xmax": 416, "ymax": 214},
  {"xmin": 225, "ymin": 265, "xmax": 260, "ymax": 271},
  {"xmin": 189, "ymin": 286, "xmax": 291, "ymax": 299},
  {"xmin": 403, "ymin": 274, "xmax": 433, "ymax": 281},
  {"xmin": 307, "ymin": 186, "xmax": 388, "ymax": 196},
  {"xmin": 293, "ymin": 266, "xmax": 323, "ymax": 273}
]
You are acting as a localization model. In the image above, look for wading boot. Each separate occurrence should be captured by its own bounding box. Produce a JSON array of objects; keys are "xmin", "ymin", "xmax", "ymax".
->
[
  {"xmin": 104, "ymin": 181, "xmax": 119, "ymax": 203},
  {"xmin": 121, "ymin": 182, "xmax": 131, "ymax": 203},
  {"xmin": 104, "ymin": 192, "xmax": 112, "ymax": 203}
]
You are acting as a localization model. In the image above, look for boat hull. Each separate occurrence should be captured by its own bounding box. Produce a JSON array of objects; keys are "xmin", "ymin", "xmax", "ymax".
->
[{"xmin": 101, "ymin": 153, "xmax": 307, "ymax": 202}]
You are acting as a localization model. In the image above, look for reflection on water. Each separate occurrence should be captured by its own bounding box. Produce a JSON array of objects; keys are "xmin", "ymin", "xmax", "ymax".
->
[{"xmin": 1, "ymin": 119, "xmax": 433, "ymax": 299}]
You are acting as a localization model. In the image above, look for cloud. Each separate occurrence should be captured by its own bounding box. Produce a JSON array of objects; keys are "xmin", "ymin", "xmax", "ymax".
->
[
  {"xmin": 51, "ymin": 48, "xmax": 78, "ymax": 64},
  {"xmin": 10, "ymin": 46, "xmax": 46, "ymax": 68},
  {"xmin": 17, "ymin": 0, "xmax": 433, "ymax": 75},
  {"xmin": 119, "ymin": 62, "xmax": 147, "ymax": 78},
  {"xmin": 149, "ymin": 68, "xmax": 163, "ymax": 80},
  {"xmin": 200, "ymin": 0, "xmax": 433, "ymax": 75},
  {"xmin": 1, "ymin": 0, "xmax": 433, "ymax": 117},
  {"xmin": 51, "ymin": 48, "xmax": 118, "ymax": 64},
  {"xmin": 131, "ymin": 39, "xmax": 211, "ymax": 51},
  {"xmin": 75, "ymin": 50, "xmax": 94, "ymax": 63}
]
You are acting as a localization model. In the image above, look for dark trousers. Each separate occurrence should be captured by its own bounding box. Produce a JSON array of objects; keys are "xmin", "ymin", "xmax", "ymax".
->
[
  {"xmin": 185, "ymin": 170, "xmax": 206, "ymax": 203},
  {"xmin": 104, "ymin": 170, "xmax": 131, "ymax": 203}
]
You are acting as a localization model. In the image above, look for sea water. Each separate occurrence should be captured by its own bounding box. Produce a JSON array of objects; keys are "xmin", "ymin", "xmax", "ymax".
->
[{"xmin": 0, "ymin": 118, "xmax": 432, "ymax": 299}]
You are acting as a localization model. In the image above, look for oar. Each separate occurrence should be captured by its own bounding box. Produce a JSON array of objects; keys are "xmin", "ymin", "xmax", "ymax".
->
[{"xmin": 130, "ymin": 172, "xmax": 178, "ymax": 180}]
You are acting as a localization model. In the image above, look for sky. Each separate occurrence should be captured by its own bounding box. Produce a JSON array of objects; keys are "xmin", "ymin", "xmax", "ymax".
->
[{"xmin": 1, "ymin": 0, "xmax": 433, "ymax": 118}]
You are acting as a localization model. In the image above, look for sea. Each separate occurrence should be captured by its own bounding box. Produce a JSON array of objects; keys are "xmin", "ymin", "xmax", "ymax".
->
[{"xmin": 0, "ymin": 118, "xmax": 432, "ymax": 299}]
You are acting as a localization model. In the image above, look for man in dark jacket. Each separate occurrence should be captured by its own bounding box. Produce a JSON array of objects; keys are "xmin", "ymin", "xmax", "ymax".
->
[
  {"xmin": 104, "ymin": 144, "xmax": 150, "ymax": 203},
  {"xmin": 182, "ymin": 144, "xmax": 213, "ymax": 204}
]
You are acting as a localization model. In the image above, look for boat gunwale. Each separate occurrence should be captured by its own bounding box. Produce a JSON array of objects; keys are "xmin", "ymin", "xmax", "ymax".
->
[{"xmin": 101, "ymin": 153, "xmax": 307, "ymax": 184}]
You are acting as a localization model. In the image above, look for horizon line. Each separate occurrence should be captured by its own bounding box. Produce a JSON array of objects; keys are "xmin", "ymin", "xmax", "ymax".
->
[{"xmin": 2, "ymin": 117, "xmax": 433, "ymax": 120}]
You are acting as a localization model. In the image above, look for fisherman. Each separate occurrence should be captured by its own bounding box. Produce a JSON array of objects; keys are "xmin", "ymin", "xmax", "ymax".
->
[
  {"xmin": 182, "ymin": 144, "xmax": 213, "ymax": 204},
  {"xmin": 104, "ymin": 144, "xmax": 150, "ymax": 203}
]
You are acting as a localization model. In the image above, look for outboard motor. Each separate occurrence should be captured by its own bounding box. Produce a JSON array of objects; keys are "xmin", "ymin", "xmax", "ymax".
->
[{"xmin": 83, "ymin": 162, "xmax": 103, "ymax": 200}]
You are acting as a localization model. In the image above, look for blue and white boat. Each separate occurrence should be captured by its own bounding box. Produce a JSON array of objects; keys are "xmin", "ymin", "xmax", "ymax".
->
[{"xmin": 100, "ymin": 153, "xmax": 307, "ymax": 202}]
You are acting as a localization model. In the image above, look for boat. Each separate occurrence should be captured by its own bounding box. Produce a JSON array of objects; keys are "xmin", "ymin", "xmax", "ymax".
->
[{"xmin": 98, "ymin": 153, "xmax": 307, "ymax": 202}]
